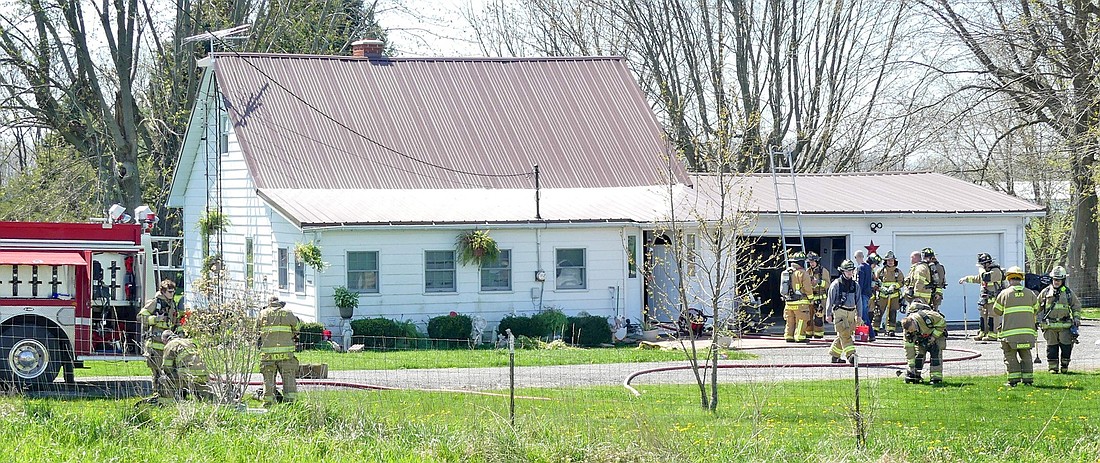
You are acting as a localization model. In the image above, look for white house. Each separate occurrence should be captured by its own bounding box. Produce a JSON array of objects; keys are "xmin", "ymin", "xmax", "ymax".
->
[{"xmin": 167, "ymin": 47, "xmax": 1044, "ymax": 334}]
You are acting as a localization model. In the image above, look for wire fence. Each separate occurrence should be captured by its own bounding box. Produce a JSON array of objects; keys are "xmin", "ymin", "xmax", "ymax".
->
[{"xmin": 1, "ymin": 304, "xmax": 1098, "ymax": 458}]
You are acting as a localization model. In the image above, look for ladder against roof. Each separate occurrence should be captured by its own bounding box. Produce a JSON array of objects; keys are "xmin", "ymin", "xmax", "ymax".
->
[
  {"xmin": 150, "ymin": 236, "xmax": 185, "ymax": 284},
  {"xmin": 768, "ymin": 146, "xmax": 806, "ymax": 262}
]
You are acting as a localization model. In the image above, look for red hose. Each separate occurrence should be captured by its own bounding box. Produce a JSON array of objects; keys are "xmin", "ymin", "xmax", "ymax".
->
[{"xmin": 623, "ymin": 343, "xmax": 982, "ymax": 396}]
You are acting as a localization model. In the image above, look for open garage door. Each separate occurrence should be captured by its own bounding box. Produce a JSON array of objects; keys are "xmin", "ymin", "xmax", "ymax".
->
[{"xmin": 893, "ymin": 233, "xmax": 1003, "ymax": 323}]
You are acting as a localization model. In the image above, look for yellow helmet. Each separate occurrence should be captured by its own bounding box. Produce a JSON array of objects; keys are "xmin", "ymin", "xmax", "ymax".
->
[{"xmin": 1004, "ymin": 266, "xmax": 1024, "ymax": 280}]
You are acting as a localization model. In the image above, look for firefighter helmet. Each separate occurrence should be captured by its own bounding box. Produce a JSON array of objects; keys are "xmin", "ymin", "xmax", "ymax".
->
[
  {"xmin": 806, "ymin": 251, "xmax": 821, "ymax": 262},
  {"xmin": 921, "ymin": 247, "xmax": 936, "ymax": 258},
  {"xmin": 867, "ymin": 253, "xmax": 882, "ymax": 266},
  {"xmin": 977, "ymin": 252, "xmax": 993, "ymax": 265},
  {"xmin": 787, "ymin": 251, "xmax": 806, "ymax": 264},
  {"xmin": 1049, "ymin": 266, "xmax": 1068, "ymax": 280},
  {"xmin": 884, "ymin": 250, "xmax": 896, "ymax": 260},
  {"xmin": 1004, "ymin": 266, "xmax": 1025, "ymax": 280},
  {"xmin": 161, "ymin": 330, "xmax": 178, "ymax": 343},
  {"xmin": 838, "ymin": 260, "xmax": 856, "ymax": 272},
  {"xmin": 907, "ymin": 302, "xmax": 931, "ymax": 314}
]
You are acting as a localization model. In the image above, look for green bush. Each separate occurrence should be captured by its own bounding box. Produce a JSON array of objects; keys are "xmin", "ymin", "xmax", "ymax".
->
[
  {"xmin": 532, "ymin": 309, "xmax": 567, "ymax": 336},
  {"xmin": 563, "ymin": 315, "xmax": 612, "ymax": 347},
  {"xmin": 428, "ymin": 314, "xmax": 472, "ymax": 341},
  {"xmin": 497, "ymin": 315, "xmax": 543, "ymax": 338},
  {"xmin": 298, "ymin": 322, "xmax": 325, "ymax": 349},
  {"xmin": 350, "ymin": 317, "xmax": 421, "ymax": 350}
]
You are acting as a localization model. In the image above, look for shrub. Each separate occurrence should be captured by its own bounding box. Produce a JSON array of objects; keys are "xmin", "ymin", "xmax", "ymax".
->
[
  {"xmin": 298, "ymin": 322, "xmax": 325, "ymax": 349},
  {"xmin": 428, "ymin": 314, "xmax": 472, "ymax": 341},
  {"xmin": 532, "ymin": 309, "xmax": 567, "ymax": 336},
  {"xmin": 349, "ymin": 317, "xmax": 421, "ymax": 350},
  {"xmin": 563, "ymin": 315, "xmax": 612, "ymax": 347},
  {"xmin": 497, "ymin": 315, "xmax": 544, "ymax": 338}
]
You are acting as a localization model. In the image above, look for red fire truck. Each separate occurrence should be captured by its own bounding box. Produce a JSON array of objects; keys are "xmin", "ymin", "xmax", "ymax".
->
[{"xmin": 0, "ymin": 219, "xmax": 158, "ymax": 386}]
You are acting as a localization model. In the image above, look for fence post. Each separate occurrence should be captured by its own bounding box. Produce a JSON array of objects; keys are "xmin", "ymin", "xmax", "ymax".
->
[
  {"xmin": 854, "ymin": 354, "xmax": 865, "ymax": 449},
  {"xmin": 507, "ymin": 328, "xmax": 515, "ymax": 427}
]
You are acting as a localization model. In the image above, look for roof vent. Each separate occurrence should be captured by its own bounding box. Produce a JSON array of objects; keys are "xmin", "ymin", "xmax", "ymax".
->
[{"xmin": 351, "ymin": 39, "xmax": 385, "ymax": 58}]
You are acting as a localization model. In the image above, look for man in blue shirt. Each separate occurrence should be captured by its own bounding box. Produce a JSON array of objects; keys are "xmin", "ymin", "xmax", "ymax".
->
[{"xmin": 854, "ymin": 250, "xmax": 876, "ymax": 341}]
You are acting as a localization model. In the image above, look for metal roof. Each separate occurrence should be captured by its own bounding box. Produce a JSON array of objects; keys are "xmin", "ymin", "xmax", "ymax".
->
[
  {"xmin": 687, "ymin": 171, "xmax": 1046, "ymax": 216},
  {"xmin": 258, "ymin": 186, "xmax": 685, "ymax": 227},
  {"xmin": 211, "ymin": 53, "xmax": 689, "ymax": 190}
]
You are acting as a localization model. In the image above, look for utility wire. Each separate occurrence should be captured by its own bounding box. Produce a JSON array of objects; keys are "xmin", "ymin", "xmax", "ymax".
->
[{"xmin": 174, "ymin": 9, "xmax": 533, "ymax": 181}]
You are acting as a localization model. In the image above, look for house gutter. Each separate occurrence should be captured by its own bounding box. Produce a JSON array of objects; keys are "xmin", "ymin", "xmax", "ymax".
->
[{"xmin": 300, "ymin": 220, "xmax": 639, "ymax": 232}]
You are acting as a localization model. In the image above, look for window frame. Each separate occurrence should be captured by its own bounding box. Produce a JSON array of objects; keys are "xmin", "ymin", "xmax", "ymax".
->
[
  {"xmin": 346, "ymin": 251, "xmax": 380, "ymax": 294},
  {"xmin": 555, "ymin": 248, "xmax": 587, "ymax": 290},
  {"xmin": 424, "ymin": 250, "xmax": 457, "ymax": 293},
  {"xmin": 277, "ymin": 247, "xmax": 288, "ymax": 290},
  {"xmin": 479, "ymin": 249, "xmax": 512, "ymax": 292}
]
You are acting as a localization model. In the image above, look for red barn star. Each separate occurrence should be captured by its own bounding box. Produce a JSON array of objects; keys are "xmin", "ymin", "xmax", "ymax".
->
[{"xmin": 865, "ymin": 240, "xmax": 879, "ymax": 255}]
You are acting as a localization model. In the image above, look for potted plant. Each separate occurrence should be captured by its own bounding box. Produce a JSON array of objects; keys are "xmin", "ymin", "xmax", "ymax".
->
[
  {"xmin": 333, "ymin": 286, "xmax": 359, "ymax": 319},
  {"xmin": 295, "ymin": 241, "xmax": 327, "ymax": 272},
  {"xmin": 641, "ymin": 308, "xmax": 660, "ymax": 342},
  {"xmin": 456, "ymin": 230, "xmax": 500, "ymax": 266}
]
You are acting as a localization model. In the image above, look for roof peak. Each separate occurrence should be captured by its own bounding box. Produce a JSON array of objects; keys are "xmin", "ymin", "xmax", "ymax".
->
[{"xmin": 212, "ymin": 52, "xmax": 626, "ymax": 63}]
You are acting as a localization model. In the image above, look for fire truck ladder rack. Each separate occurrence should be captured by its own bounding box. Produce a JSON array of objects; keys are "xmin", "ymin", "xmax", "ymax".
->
[
  {"xmin": 768, "ymin": 146, "xmax": 806, "ymax": 262},
  {"xmin": 150, "ymin": 236, "xmax": 184, "ymax": 283}
]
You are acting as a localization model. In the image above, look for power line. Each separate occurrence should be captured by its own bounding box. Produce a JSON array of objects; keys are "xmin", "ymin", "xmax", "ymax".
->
[{"xmin": 174, "ymin": 13, "xmax": 533, "ymax": 180}]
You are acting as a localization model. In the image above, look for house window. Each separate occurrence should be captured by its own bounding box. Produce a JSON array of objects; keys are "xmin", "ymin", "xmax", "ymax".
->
[
  {"xmin": 627, "ymin": 235, "xmax": 638, "ymax": 278},
  {"xmin": 425, "ymin": 250, "xmax": 456, "ymax": 293},
  {"xmin": 347, "ymin": 251, "xmax": 379, "ymax": 293},
  {"xmin": 294, "ymin": 256, "xmax": 305, "ymax": 293},
  {"xmin": 245, "ymin": 238, "xmax": 254, "ymax": 285},
  {"xmin": 556, "ymin": 248, "xmax": 586, "ymax": 290},
  {"xmin": 277, "ymin": 248, "xmax": 288, "ymax": 290},
  {"xmin": 480, "ymin": 249, "xmax": 511, "ymax": 292}
]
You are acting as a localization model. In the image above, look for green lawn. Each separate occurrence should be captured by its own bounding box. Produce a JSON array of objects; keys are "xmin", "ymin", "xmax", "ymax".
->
[
  {"xmin": 74, "ymin": 345, "xmax": 750, "ymax": 377},
  {"xmin": 3, "ymin": 371, "xmax": 1097, "ymax": 462},
  {"xmin": 1081, "ymin": 308, "xmax": 1100, "ymax": 320}
]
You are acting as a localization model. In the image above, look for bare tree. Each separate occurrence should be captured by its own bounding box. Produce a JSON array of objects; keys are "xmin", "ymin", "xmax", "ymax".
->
[
  {"xmin": 918, "ymin": 0, "xmax": 1099, "ymax": 297},
  {"xmin": 463, "ymin": 0, "xmax": 922, "ymax": 174}
]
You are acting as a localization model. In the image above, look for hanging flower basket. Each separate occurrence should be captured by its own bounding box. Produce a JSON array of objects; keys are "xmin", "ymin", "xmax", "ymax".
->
[
  {"xmin": 456, "ymin": 230, "xmax": 499, "ymax": 266},
  {"xmin": 295, "ymin": 241, "xmax": 327, "ymax": 272}
]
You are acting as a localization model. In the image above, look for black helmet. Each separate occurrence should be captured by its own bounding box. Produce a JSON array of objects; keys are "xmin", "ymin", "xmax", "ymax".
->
[
  {"xmin": 921, "ymin": 247, "xmax": 935, "ymax": 258},
  {"xmin": 838, "ymin": 260, "xmax": 856, "ymax": 272},
  {"xmin": 977, "ymin": 253, "xmax": 993, "ymax": 265},
  {"xmin": 867, "ymin": 253, "xmax": 883, "ymax": 266},
  {"xmin": 806, "ymin": 251, "xmax": 821, "ymax": 262},
  {"xmin": 787, "ymin": 251, "xmax": 806, "ymax": 264}
]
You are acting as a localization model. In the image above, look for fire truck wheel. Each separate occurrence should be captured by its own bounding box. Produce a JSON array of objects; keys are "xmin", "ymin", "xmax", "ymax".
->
[{"xmin": 0, "ymin": 325, "xmax": 61, "ymax": 386}]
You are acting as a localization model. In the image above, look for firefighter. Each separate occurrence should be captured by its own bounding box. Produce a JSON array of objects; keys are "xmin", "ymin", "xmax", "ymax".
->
[
  {"xmin": 806, "ymin": 251, "xmax": 831, "ymax": 339},
  {"xmin": 1037, "ymin": 266, "xmax": 1081, "ymax": 374},
  {"xmin": 873, "ymin": 251, "xmax": 904, "ymax": 337},
  {"xmin": 138, "ymin": 279, "xmax": 183, "ymax": 399},
  {"xmin": 825, "ymin": 260, "xmax": 860, "ymax": 364},
  {"xmin": 781, "ymin": 251, "xmax": 815, "ymax": 343},
  {"xmin": 160, "ymin": 331, "xmax": 212, "ymax": 400},
  {"xmin": 959, "ymin": 252, "xmax": 1006, "ymax": 341},
  {"xmin": 257, "ymin": 296, "xmax": 300, "ymax": 405},
  {"xmin": 993, "ymin": 266, "xmax": 1039, "ymax": 387},
  {"xmin": 901, "ymin": 302, "xmax": 947, "ymax": 385},
  {"xmin": 905, "ymin": 248, "xmax": 945, "ymax": 311}
]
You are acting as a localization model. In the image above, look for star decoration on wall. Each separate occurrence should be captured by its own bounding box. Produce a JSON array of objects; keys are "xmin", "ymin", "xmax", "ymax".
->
[{"xmin": 865, "ymin": 240, "xmax": 879, "ymax": 255}]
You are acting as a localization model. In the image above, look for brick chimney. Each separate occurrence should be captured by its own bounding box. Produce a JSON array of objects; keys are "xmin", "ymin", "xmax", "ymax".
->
[{"xmin": 351, "ymin": 39, "xmax": 385, "ymax": 58}]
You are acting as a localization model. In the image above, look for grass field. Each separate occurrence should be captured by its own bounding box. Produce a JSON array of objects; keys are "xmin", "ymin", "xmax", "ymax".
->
[
  {"xmin": 1081, "ymin": 308, "xmax": 1100, "ymax": 320},
  {"xmin": 6, "ymin": 371, "xmax": 1098, "ymax": 462},
  {"xmin": 74, "ymin": 345, "xmax": 751, "ymax": 378}
]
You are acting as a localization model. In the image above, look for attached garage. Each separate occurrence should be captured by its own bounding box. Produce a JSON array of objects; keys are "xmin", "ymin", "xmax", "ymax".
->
[{"xmin": 687, "ymin": 171, "xmax": 1045, "ymax": 323}]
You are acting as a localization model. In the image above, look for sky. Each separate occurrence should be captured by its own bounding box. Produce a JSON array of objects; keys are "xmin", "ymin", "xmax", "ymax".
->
[{"xmin": 378, "ymin": 0, "xmax": 487, "ymax": 57}]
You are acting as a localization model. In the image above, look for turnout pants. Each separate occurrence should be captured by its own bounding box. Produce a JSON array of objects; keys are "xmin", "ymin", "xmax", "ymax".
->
[
  {"xmin": 1001, "ymin": 342, "xmax": 1034, "ymax": 385},
  {"xmin": 261, "ymin": 354, "xmax": 299, "ymax": 404},
  {"xmin": 873, "ymin": 295, "xmax": 900, "ymax": 334},
  {"xmin": 1042, "ymin": 328, "xmax": 1075, "ymax": 372},
  {"xmin": 976, "ymin": 301, "xmax": 1001, "ymax": 340},
  {"xmin": 906, "ymin": 336, "xmax": 946, "ymax": 381},
  {"xmin": 830, "ymin": 308, "xmax": 858, "ymax": 360},
  {"xmin": 783, "ymin": 302, "xmax": 812, "ymax": 341}
]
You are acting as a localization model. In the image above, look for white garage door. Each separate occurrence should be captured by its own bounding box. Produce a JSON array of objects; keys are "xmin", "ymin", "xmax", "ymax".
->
[{"xmin": 893, "ymin": 233, "xmax": 1003, "ymax": 322}]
